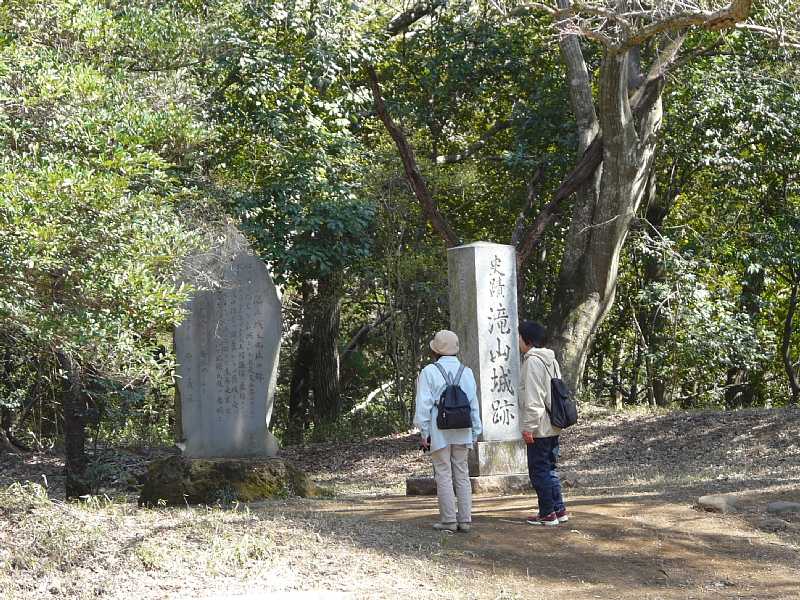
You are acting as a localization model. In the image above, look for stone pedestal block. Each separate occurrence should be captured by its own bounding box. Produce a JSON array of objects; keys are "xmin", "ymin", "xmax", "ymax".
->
[
  {"xmin": 448, "ymin": 242, "xmax": 527, "ymax": 478},
  {"xmin": 406, "ymin": 474, "xmax": 530, "ymax": 496},
  {"xmin": 407, "ymin": 242, "xmax": 530, "ymax": 496},
  {"xmin": 447, "ymin": 243, "xmax": 521, "ymax": 444},
  {"xmin": 468, "ymin": 440, "xmax": 528, "ymax": 477}
]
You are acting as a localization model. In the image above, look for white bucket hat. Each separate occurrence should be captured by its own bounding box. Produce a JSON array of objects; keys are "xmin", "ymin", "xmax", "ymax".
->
[{"xmin": 429, "ymin": 330, "xmax": 459, "ymax": 356}]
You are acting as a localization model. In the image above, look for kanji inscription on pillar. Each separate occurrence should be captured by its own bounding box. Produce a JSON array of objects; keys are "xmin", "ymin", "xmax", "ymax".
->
[{"xmin": 448, "ymin": 242, "xmax": 521, "ymax": 442}]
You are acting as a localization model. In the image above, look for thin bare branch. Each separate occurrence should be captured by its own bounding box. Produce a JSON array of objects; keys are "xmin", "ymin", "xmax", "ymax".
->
[
  {"xmin": 620, "ymin": 0, "xmax": 753, "ymax": 50},
  {"xmin": 509, "ymin": 1, "xmax": 630, "ymax": 23},
  {"xmin": 367, "ymin": 66, "xmax": 460, "ymax": 248},
  {"xmin": 506, "ymin": 1, "xmax": 770, "ymax": 51},
  {"xmin": 387, "ymin": 0, "xmax": 447, "ymax": 36},
  {"xmin": 735, "ymin": 22, "xmax": 800, "ymax": 49},
  {"xmin": 434, "ymin": 119, "xmax": 512, "ymax": 165}
]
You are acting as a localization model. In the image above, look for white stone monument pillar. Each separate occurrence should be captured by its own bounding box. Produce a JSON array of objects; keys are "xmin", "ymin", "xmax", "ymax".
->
[
  {"xmin": 448, "ymin": 242, "xmax": 528, "ymax": 483},
  {"xmin": 406, "ymin": 242, "xmax": 530, "ymax": 495}
]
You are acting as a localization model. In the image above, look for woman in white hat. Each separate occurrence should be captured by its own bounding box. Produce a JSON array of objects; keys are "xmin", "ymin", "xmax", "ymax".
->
[{"xmin": 413, "ymin": 330, "xmax": 482, "ymax": 532}]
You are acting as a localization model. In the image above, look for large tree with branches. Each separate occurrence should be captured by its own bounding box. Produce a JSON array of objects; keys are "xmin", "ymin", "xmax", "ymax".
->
[{"xmin": 370, "ymin": 0, "xmax": 798, "ymax": 392}]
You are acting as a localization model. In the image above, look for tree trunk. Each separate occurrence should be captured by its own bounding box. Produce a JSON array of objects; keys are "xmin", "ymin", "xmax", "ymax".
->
[
  {"xmin": 286, "ymin": 275, "xmax": 343, "ymax": 439},
  {"xmin": 782, "ymin": 281, "xmax": 799, "ymax": 405},
  {"xmin": 287, "ymin": 327, "xmax": 313, "ymax": 445},
  {"xmin": 287, "ymin": 283, "xmax": 314, "ymax": 445},
  {"xmin": 680, "ymin": 380, "xmax": 699, "ymax": 410},
  {"xmin": 55, "ymin": 350, "xmax": 91, "ymax": 499},
  {"xmin": 593, "ymin": 345, "xmax": 605, "ymax": 400},
  {"xmin": 612, "ymin": 338, "xmax": 624, "ymax": 410},
  {"xmin": 725, "ymin": 270, "xmax": 765, "ymax": 408},
  {"xmin": 0, "ymin": 348, "xmax": 21, "ymax": 453},
  {"xmin": 724, "ymin": 368, "xmax": 748, "ymax": 408},
  {"xmin": 629, "ymin": 339, "xmax": 643, "ymax": 406},
  {"xmin": 549, "ymin": 49, "xmax": 663, "ymax": 393},
  {"xmin": 309, "ymin": 277, "xmax": 342, "ymax": 425},
  {"xmin": 0, "ymin": 407, "xmax": 20, "ymax": 454}
]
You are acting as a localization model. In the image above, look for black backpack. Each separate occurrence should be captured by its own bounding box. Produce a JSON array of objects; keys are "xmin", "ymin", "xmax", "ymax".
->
[
  {"xmin": 433, "ymin": 362, "xmax": 472, "ymax": 430},
  {"xmin": 533, "ymin": 356, "xmax": 578, "ymax": 429}
]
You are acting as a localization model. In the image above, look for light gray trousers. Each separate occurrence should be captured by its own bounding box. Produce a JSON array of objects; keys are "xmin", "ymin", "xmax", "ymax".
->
[{"xmin": 430, "ymin": 443, "xmax": 472, "ymax": 524}]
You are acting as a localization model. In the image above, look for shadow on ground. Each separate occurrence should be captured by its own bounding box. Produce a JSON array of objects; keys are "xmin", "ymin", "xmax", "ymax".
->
[{"xmin": 267, "ymin": 489, "xmax": 800, "ymax": 599}]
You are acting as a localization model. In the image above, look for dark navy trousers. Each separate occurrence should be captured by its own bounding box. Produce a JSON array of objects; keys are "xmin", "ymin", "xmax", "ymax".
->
[{"xmin": 526, "ymin": 436, "xmax": 565, "ymax": 517}]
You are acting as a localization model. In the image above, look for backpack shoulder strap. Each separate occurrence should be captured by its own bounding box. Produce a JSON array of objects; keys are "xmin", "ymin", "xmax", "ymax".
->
[
  {"xmin": 531, "ymin": 354, "xmax": 554, "ymax": 379},
  {"xmin": 453, "ymin": 363, "xmax": 465, "ymax": 386},
  {"xmin": 530, "ymin": 355, "xmax": 554, "ymax": 415},
  {"xmin": 432, "ymin": 362, "xmax": 452, "ymax": 385}
]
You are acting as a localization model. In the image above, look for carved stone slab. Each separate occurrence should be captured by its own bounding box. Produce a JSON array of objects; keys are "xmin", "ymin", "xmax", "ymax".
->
[{"xmin": 174, "ymin": 228, "xmax": 280, "ymax": 458}]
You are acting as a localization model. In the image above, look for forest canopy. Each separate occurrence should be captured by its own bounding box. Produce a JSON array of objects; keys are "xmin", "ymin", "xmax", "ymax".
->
[{"xmin": 0, "ymin": 0, "xmax": 798, "ymax": 468}]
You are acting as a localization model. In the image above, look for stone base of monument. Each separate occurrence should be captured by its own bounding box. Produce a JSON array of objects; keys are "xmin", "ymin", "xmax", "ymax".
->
[
  {"xmin": 406, "ymin": 473, "xmax": 530, "ymax": 496},
  {"xmin": 138, "ymin": 455, "xmax": 323, "ymax": 507},
  {"xmin": 407, "ymin": 440, "xmax": 531, "ymax": 496},
  {"xmin": 468, "ymin": 440, "xmax": 528, "ymax": 477}
]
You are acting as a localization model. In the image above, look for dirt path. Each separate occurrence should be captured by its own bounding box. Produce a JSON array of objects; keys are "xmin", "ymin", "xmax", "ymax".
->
[
  {"xmin": 274, "ymin": 406, "xmax": 800, "ymax": 598},
  {"xmin": 281, "ymin": 490, "xmax": 800, "ymax": 599},
  {"xmin": 3, "ymin": 407, "xmax": 800, "ymax": 599}
]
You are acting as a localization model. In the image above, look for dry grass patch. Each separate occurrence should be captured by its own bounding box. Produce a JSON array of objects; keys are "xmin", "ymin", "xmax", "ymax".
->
[{"xmin": 0, "ymin": 484, "xmax": 529, "ymax": 600}]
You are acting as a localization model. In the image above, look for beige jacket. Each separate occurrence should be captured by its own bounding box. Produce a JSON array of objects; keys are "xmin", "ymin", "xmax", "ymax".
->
[{"xmin": 519, "ymin": 347, "xmax": 562, "ymax": 438}]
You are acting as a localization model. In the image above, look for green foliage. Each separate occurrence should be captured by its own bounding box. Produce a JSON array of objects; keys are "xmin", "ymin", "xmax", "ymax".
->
[
  {"xmin": 1, "ymin": 0, "xmax": 799, "ymax": 453},
  {"xmin": 628, "ymin": 232, "xmax": 774, "ymax": 405},
  {"xmin": 0, "ymin": 0, "xmax": 208, "ymax": 443},
  {"xmin": 0, "ymin": 159, "xmax": 193, "ymax": 369},
  {"xmin": 591, "ymin": 35, "xmax": 800, "ymax": 408},
  {"xmin": 240, "ymin": 189, "xmax": 375, "ymax": 285},
  {"xmin": 194, "ymin": 0, "xmax": 377, "ymax": 284},
  {"xmin": 370, "ymin": 5, "xmax": 574, "ymax": 246}
]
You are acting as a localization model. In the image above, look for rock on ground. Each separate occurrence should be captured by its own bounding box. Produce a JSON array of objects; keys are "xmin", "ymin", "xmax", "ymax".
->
[
  {"xmin": 138, "ymin": 455, "xmax": 321, "ymax": 506},
  {"xmin": 766, "ymin": 500, "xmax": 800, "ymax": 515},
  {"xmin": 697, "ymin": 493, "xmax": 740, "ymax": 513},
  {"xmin": 759, "ymin": 517, "xmax": 790, "ymax": 532}
]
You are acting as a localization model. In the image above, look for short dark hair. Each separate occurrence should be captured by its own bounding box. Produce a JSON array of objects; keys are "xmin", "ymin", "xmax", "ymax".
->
[{"xmin": 519, "ymin": 321, "xmax": 547, "ymax": 347}]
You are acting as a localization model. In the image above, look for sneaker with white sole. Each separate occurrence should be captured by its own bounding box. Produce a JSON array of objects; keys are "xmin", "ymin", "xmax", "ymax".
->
[
  {"xmin": 555, "ymin": 509, "xmax": 569, "ymax": 523},
  {"xmin": 526, "ymin": 512, "xmax": 559, "ymax": 526},
  {"xmin": 432, "ymin": 522, "xmax": 457, "ymax": 532}
]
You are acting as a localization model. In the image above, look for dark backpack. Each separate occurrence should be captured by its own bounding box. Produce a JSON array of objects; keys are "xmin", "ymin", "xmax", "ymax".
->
[
  {"xmin": 533, "ymin": 356, "xmax": 578, "ymax": 429},
  {"xmin": 433, "ymin": 362, "xmax": 472, "ymax": 430}
]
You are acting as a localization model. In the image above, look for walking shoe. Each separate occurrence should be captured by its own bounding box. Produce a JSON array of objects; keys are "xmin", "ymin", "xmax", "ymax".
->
[
  {"xmin": 432, "ymin": 522, "xmax": 457, "ymax": 532},
  {"xmin": 526, "ymin": 512, "xmax": 559, "ymax": 526},
  {"xmin": 457, "ymin": 522, "xmax": 471, "ymax": 532},
  {"xmin": 555, "ymin": 508, "xmax": 569, "ymax": 523}
]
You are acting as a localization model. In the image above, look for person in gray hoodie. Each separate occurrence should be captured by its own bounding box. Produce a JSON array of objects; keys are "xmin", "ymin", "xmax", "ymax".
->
[{"xmin": 518, "ymin": 321, "xmax": 568, "ymax": 526}]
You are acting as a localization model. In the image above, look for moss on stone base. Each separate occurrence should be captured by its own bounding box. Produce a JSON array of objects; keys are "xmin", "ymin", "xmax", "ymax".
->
[{"xmin": 138, "ymin": 456, "xmax": 320, "ymax": 507}]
